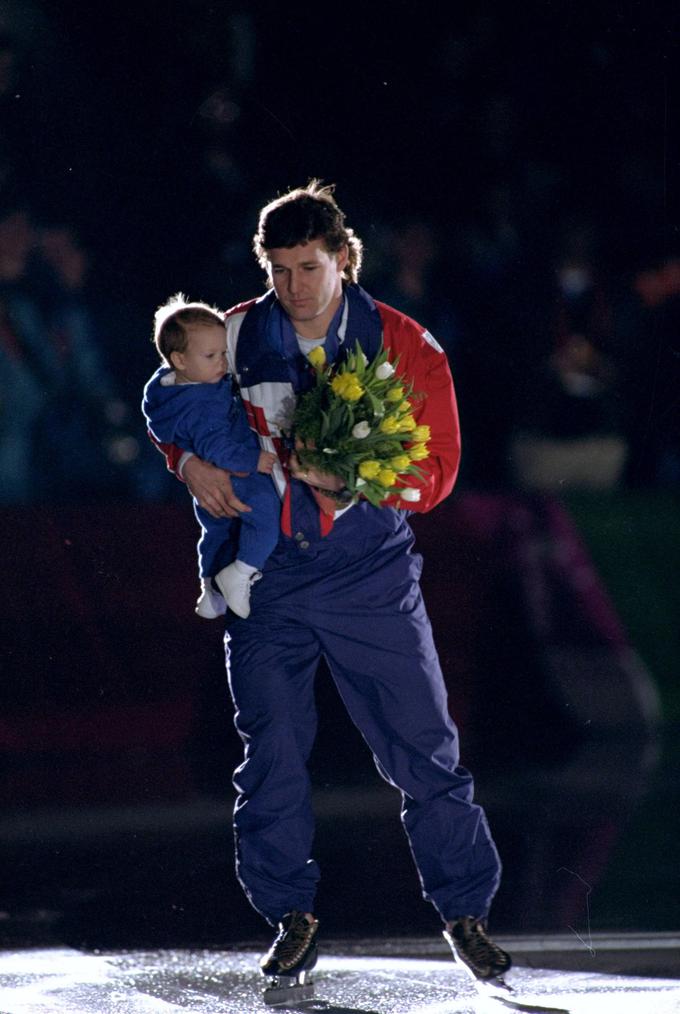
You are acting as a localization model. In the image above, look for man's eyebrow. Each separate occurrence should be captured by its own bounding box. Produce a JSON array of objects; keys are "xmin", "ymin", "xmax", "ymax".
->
[{"xmin": 271, "ymin": 259, "xmax": 319, "ymax": 268}]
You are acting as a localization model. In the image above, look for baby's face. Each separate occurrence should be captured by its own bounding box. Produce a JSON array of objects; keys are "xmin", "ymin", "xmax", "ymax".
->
[{"xmin": 172, "ymin": 323, "xmax": 228, "ymax": 384}]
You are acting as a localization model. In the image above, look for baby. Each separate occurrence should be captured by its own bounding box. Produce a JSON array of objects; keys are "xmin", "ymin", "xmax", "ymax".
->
[{"xmin": 142, "ymin": 294, "xmax": 281, "ymax": 619}]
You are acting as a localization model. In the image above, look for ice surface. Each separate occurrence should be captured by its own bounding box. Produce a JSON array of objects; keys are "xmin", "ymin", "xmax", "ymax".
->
[{"xmin": 0, "ymin": 947, "xmax": 679, "ymax": 1014}]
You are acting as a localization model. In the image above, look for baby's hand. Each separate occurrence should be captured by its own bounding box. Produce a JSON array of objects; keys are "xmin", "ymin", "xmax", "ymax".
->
[{"xmin": 257, "ymin": 450, "xmax": 278, "ymax": 474}]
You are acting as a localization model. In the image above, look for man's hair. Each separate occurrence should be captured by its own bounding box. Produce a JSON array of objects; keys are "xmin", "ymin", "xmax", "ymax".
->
[
  {"xmin": 253, "ymin": 180, "xmax": 363, "ymax": 283},
  {"xmin": 153, "ymin": 293, "xmax": 224, "ymax": 365}
]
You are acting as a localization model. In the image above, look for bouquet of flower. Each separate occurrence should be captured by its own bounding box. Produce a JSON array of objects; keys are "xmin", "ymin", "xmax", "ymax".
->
[{"xmin": 291, "ymin": 342, "xmax": 430, "ymax": 507}]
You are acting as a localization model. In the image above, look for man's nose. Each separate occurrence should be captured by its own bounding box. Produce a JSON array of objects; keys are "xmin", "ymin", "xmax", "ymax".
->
[{"xmin": 288, "ymin": 270, "xmax": 302, "ymax": 294}]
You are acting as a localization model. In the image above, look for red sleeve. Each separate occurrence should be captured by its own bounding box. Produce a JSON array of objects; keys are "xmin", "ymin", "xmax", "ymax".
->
[
  {"xmin": 377, "ymin": 302, "xmax": 461, "ymax": 513},
  {"xmin": 148, "ymin": 429, "xmax": 186, "ymax": 479}
]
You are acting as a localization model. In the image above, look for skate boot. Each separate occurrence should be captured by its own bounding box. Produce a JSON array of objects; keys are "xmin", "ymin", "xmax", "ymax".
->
[
  {"xmin": 260, "ymin": 911, "xmax": 319, "ymax": 1006},
  {"xmin": 443, "ymin": 916, "xmax": 512, "ymax": 993}
]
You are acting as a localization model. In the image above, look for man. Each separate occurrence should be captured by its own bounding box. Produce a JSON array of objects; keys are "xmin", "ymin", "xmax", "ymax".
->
[{"xmin": 160, "ymin": 181, "xmax": 511, "ymax": 992}]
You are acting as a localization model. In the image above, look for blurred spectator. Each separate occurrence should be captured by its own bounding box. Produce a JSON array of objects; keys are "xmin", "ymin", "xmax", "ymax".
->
[
  {"xmin": 509, "ymin": 233, "xmax": 629, "ymax": 492},
  {"xmin": 443, "ymin": 184, "xmax": 526, "ymax": 488},
  {"xmin": 27, "ymin": 222, "xmax": 132, "ymax": 500},
  {"xmin": 538, "ymin": 252, "xmax": 623, "ymax": 438},
  {"xmin": 33, "ymin": 221, "xmax": 177, "ymax": 501},
  {"xmin": 364, "ymin": 216, "xmax": 463, "ymax": 360},
  {"xmin": 616, "ymin": 252, "xmax": 680, "ymax": 488},
  {"xmin": 0, "ymin": 205, "xmax": 168, "ymax": 503},
  {"xmin": 0, "ymin": 202, "xmax": 46, "ymax": 501}
]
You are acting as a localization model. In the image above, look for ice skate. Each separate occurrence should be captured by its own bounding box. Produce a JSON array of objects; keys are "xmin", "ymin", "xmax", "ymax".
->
[
  {"xmin": 260, "ymin": 911, "xmax": 319, "ymax": 1006},
  {"xmin": 214, "ymin": 562, "xmax": 262, "ymax": 619},
  {"xmin": 443, "ymin": 916, "xmax": 512, "ymax": 994},
  {"xmin": 195, "ymin": 578, "xmax": 226, "ymax": 619}
]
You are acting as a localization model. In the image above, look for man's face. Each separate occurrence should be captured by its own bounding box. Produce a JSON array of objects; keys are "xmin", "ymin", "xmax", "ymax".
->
[
  {"xmin": 171, "ymin": 323, "xmax": 227, "ymax": 384},
  {"xmin": 267, "ymin": 238, "xmax": 348, "ymax": 339}
]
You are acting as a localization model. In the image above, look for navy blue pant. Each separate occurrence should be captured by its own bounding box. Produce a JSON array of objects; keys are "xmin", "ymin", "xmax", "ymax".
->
[
  {"xmin": 224, "ymin": 503, "xmax": 501, "ymax": 925},
  {"xmin": 194, "ymin": 472, "xmax": 281, "ymax": 576}
]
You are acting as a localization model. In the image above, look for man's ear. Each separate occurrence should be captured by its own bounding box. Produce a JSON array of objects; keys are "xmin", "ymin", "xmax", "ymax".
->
[{"xmin": 336, "ymin": 244, "xmax": 349, "ymax": 275}]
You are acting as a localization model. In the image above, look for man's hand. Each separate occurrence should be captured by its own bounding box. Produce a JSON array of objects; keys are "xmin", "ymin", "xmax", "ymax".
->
[
  {"xmin": 288, "ymin": 451, "xmax": 345, "ymax": 493},
  {"xmin": 289, "ymin": 449, "xmax": 351, "ymax": 516},
  {"xmin": 183, "ymin": 456, "xmax": 251, "ymax": 519}
]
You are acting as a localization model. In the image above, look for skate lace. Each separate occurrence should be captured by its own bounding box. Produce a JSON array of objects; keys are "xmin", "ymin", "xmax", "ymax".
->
[
  {"xmin": 463, "ymin": 920, "xmax": 508, "ymax": 971},
  {"xmin": 271, "ymin": 912, "xmax": 316, "ymax": 968}
]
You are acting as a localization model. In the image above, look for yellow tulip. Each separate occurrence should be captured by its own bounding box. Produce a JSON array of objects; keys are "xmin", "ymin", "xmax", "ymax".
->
[
  {"xmin": 409, "ymin": 443, "xmax": 429, "ymax": 461},
  {"xmin": 386, "ymin": 386, "xmax": 405, "ymax": 402},
  {"xmin": 358, "ymin": 459, "xmax": 381, "ymax": 479},
  {"xmin": 379, "ymin": 416, "xmax": 400, "ymax": 434},
  {"xmin": 411, "ymin": 424, "xmax": 431, "ymax": 442},
  {"xmin": 390, "ymin": 455, "xmax": 410, "ymax": 471},
  {"xmin": 308, "ymin": 346, "xmax": 326, "ymax": 368},
  {"xmin": 377, "ymin": 468, "xmax": 397, "ymax": 487},
  {"xmin": 331, "ymin": 373, "xmax": 364, "ymax": 401}
]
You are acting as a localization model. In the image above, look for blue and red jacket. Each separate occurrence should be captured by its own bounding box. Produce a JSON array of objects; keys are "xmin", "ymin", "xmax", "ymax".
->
[{"xmin": 157, "ymin": 284, "xmax": 461, "ymax": 538}]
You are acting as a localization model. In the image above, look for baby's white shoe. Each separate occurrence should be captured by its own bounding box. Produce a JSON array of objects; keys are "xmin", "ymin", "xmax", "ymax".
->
[{"xmin": 214, "ymin": 562, "xmax": 262, "ymax": 619}]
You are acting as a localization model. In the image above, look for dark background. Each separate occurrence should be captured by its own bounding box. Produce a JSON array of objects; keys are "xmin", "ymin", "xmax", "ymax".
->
[
  {"xmin": 3, "ymin": 1, "xmax": 679, "ymax": 492},
  {"xmin": 0, "ymin": 1, "xmax": 679, "ymax": 952}
]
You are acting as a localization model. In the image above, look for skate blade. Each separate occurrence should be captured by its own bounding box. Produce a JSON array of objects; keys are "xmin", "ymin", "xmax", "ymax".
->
[
  {"xmin": 452, "ymin": 950, "xmax": 514, "ymax": 994},
  {"xmin": 263, "ymin": 975, "xmax": 314, "ymax": 1007},
  {"xmin": 475, "ymin": 973, "xmax": 514, "ymax": 996}
]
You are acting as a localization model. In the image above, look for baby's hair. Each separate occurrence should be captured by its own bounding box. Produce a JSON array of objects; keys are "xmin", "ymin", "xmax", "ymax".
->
[{"xmin": 153, "ymin": 293, "xmax": 224, "ymax": 365}]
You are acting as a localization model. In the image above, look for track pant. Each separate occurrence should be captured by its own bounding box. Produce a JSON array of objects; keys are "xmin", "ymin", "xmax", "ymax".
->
[
  {"xmin": 194, "ymin": 472, "xmax": 281, "ymax": 576},
  {"xmin": 224, "ymin": 503, "xmax": 501, "ymax": 925}
]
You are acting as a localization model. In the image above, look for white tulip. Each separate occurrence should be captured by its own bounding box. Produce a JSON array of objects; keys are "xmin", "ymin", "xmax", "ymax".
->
[
  {"xmin": 352, "ymin": 421, "xmax": 371, "ymax": 439},
  {"xmin": 375, "ymin": 361, "xmax": 395, "ymax": 380},
  {"xmin": 400, "ymin": 487, "xmax": 421, "ymax": 502},
  {"xmin": 356, "ymin": 478, "xmax": 366, "ymax": 487}
]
